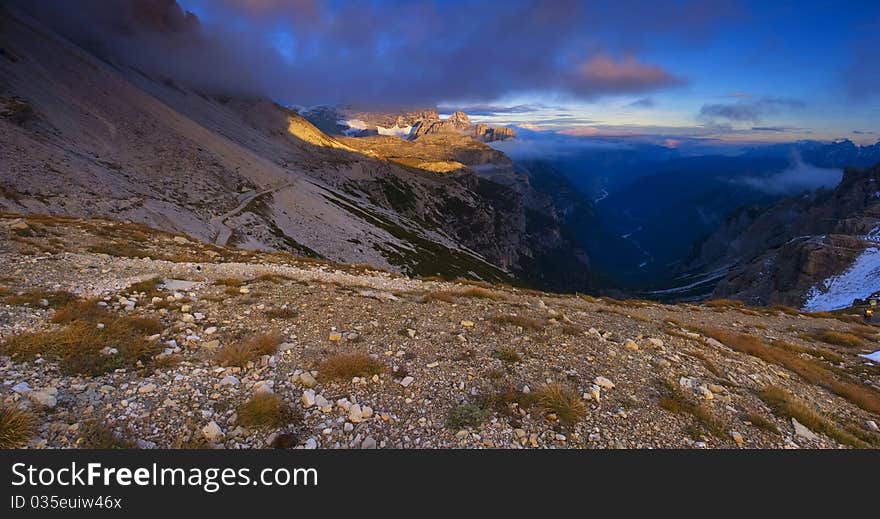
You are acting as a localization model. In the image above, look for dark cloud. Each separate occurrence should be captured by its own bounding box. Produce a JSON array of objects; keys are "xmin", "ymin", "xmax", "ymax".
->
[
  {"xmin": 10, "ymin": 0, "xmax": 739, "ymax": 108},
  {"xmin": 698, "ymin": 97, "xmax": 805, "ymax": 124},
  {"xmin": 436, "ymin": 104, "xmax": 550, "ymax": 116},
  {"xmin": 628, "ymin": 97, "xmax": 655, "ymax": 108},
  {"xmin": 9, "ymin": 0, "xmax": 282, "ymax": 97}
]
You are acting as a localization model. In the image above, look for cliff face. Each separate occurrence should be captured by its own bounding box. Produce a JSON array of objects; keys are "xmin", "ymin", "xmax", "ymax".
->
[{"xmin": 686, "ymin": 163, "xmax": 880, "ymax": 308}]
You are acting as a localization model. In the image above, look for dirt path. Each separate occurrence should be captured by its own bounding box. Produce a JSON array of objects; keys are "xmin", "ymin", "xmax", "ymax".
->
[{"xmin": 210, "ymin": 181, "xmax": 297, "ymax": 246}]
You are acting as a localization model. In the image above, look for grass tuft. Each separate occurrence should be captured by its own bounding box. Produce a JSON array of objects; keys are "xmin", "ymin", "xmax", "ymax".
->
[
  {"xmin": 535, "ymin": 383, "xmax": 586, "ymax": 427},
  {"xmin": 758, "ymin": 386, "xmax": 869, "ymax": 448},
  {"xmin": 491, "ymin": 348, "xmax": 522, "ymax": 363},
  {"xmin": 5, "ymin": 289, "xmax": 76, "ymax": 308},
  {"xmin": 1, "ymin": 314, "xmax": 163, "ymax": 376},
  {"xmin": 0, "ymin": 405, "xmax": 38, "ymax": 448},
  {"xmin": 215, "ymin": 332, "xmax": 281, "ymax": 368},
  {"xmin": 214, "ymin": 277, "xmax": 244, "ymax": 287},
  {"xmin": 236, "ymin": 393, "xmax": 288, "ymax": 428},
  {"xmin": 263, "ymin": 307, "xmax": 299, "ymax": 319},
  {"xmin": 812, "ymin": 330, "xmax": 864, "ymax": 349},
  {"xmin": 318, "ymin": 353, "xmax": 384, "ymax": 381},
  {"xmin": 696, "ymin": 327, "xmax": 880, "ymax": 415},
  {"xmin": 492, "ymin": 314, "xmax": 546, "ymax": 331}
]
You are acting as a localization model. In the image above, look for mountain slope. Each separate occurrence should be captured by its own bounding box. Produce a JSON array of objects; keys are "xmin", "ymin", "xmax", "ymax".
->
[
  {"xmin": 0, "ymin": 7, "xmax": 550, "ymax": 284},
  {"xmin": 686, "ymin": 163, "xmax": 880, "ymax": 308}
]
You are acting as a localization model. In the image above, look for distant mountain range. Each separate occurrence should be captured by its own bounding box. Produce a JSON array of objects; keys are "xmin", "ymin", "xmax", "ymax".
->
[{"xmin": 300, "ymin": 106, "xmax": 515, "ymax": 142}]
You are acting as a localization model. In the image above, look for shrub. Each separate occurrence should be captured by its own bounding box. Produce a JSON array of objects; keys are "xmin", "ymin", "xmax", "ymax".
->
[
  {"xmin": 446, "ymin": 403, "xmax": 491, "ymax": 429},
  {"xmin": 318, "ymin": 353, "xmax": 384, "ymax": 380},
  {"xmin": 0, "ymin": 405, "xmax": 37, "ymax": 448},
  {"xmin": 79, "ymin": 420, "xmax": 136, "ymax": 449}
]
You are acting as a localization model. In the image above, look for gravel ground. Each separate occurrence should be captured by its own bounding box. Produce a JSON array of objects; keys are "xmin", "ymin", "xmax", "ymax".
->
[{"xmin": 1, "ymin": 214, "xmax": 879, "ymax": 449}]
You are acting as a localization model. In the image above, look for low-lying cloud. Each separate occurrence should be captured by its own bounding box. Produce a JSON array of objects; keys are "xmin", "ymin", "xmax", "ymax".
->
[{"xmin": 739, "ymin": 154, "xmax": 842, "ymax": 194}]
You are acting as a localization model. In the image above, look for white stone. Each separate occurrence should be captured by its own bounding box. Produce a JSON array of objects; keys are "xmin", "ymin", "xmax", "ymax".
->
[
  {"xmin": 11, "ymin": 381, "xmax": 31, "ymax": 393},
  {"xmin": 792, "ymin": 418, "xmax": 819, "ymax": 441},
  {"xmin": 253, "ymin": 380, "xmax": 274, "ymax": 395},
  {"xmin": 400, "ymin": 376, "xmax": 414, "ymax": 387},
  {"xmin": 28, "ymin": 390, "xmax": 57, "ymax": 408},
  {"xmin": 202, "ymin": 421, "xmax": 224, "ymax": 443},
  {"xmin": 219, "ymin": 376, "xmax": 240, "ymax": 387},
  {"xmin": 594, "ymin": 376, "xmax": 615, "ymax": 389},
  {"xmin": 299, "ymin": 372, "xmax": 317, "ymax": 388},
  {"xmin": 302, "ymin": 389, "xmax": 316, "ymax": 408}
]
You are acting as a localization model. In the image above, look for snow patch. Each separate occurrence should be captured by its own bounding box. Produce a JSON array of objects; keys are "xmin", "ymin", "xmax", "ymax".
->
[
  {"xmin": 802, "ymin": 247, "xmax": 880, "ymax": 311},
  {"xmin": 859, "ymin": 350, "xmax": 880, "ymax": 363},
  {"xmin": 341, "ymin": 119, "xmax": 412, "ymax": 138}
]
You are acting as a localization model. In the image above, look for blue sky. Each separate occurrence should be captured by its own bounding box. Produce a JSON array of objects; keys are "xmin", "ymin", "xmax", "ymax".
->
[{"xmin": 177, "ymin": 0, "xmax": 880, "ymax": 145}]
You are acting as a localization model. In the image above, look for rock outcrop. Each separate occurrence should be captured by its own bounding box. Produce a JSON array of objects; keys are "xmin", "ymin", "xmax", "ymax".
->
[{"xmin": 686, "ymin": 163, "xmax": 880, "ymax": 307}]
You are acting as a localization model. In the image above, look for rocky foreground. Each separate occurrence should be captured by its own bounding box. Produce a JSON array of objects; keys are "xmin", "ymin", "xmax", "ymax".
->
[{"xmin": 1, "ymin": 213, "xmax": 879, "ymax": 449}]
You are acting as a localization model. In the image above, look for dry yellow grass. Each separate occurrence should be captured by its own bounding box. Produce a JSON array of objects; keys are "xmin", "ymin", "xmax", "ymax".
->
[
  {"xmin": 1, "ymin": 313, "xmax": 162, "ymax": 375},
  {"xmin": 535, "ymin": 383, "xmax": 586, "ymax": 426},
  {"xmin": 236, "ymin": 393, "xmax": 287, "ymax": 428},
  {"xmin": 215, "ymin": 332, "xmax": 281, "ymax": 368},
  {"xmin": 214, "ymin": 277, "xmax": 244, "ymax": 287},
  {"xmin": 758, "ymin": 386, "xmax": 869, "ymax": 448},
  {"xmin": 0, "ymin": 405, "xmax": 37, "ymax": 448},
  {"xmin": 703, "ymin": 298, "xmax": 744, "ymax": 308},
  {"xmin": 318, "ymin": 353, "xmax": 384, "ymax": 380},
  {"xmin": 263, "ymin": 307, "xmax": 299, "ymax": 319},
  {"xmin": 50, "ymin": 299, "xmax": 109, "ymax": 324},
  {"xmin": 127, "ymin": 277, "xmax": 163, "ymax": 296},
  {"xmin": 5, "ymin": 289, "xmax": 76, "ymax": 308},
  {"xmin": 491, "ymin": 314, "xmax": 546, "ymax": 331},
  {"xmin": 657, "ymin": 378, "xmax": 728, "ymax": 439},
  {"xmin": 699, "ymin": 327, "xmax": 880, "ymax": 415},
  {"xmin": 812, "ymin": 330, "xmax": 864, "ymax": 348}
]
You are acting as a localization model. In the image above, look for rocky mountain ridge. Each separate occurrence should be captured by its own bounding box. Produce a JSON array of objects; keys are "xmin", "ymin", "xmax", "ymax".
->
[{"xmin": 686, "ymin": 163, "xmax": 880, "ymax": 308}]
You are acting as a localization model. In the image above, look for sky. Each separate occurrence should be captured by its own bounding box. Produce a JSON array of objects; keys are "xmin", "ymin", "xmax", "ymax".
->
[{"xmin": 19, "ymin": 0, "xmax": 880, "ymax": 146}]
